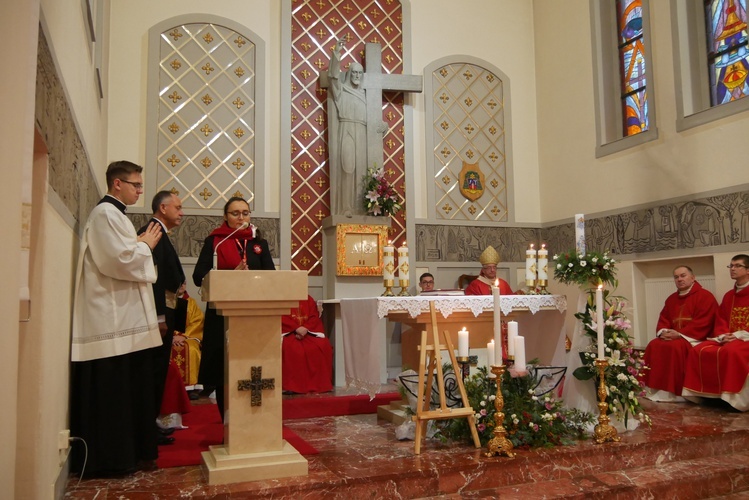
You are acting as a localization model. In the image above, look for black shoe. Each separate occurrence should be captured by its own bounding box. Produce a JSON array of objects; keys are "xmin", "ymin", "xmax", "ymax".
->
[
  {"xmin": 189, "ymin": 391, "xmax": 200, "ymax": 400},
  {"xmin": 158, "ymin": 435, "xmax": 175, "ymax": 445},
  {"xmin": 158, "ymin": 427, "xmax": 175, "ymax": 436}
]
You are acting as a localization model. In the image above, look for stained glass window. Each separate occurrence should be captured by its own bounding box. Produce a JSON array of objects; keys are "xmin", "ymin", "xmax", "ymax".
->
[
  {"xmin": 705, "ymin": 0, "xmax": 749, "ymax": 105},
  {"xmin": 616, "ymin": 0, "xmax": 648, "ymax": 136}
]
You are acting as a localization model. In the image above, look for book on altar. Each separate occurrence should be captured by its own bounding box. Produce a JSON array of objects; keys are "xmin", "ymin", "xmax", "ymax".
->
[{"xmin": 419, "ymin": 289, "xmax": 465, "ymax": 296}]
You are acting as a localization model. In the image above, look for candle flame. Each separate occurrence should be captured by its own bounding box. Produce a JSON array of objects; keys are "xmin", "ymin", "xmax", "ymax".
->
[
  {"xmin": 598, "ymin": 284, "xmax": 603, "ymax": 290},
  {"xmin": 541, "ymin": 243, "xmax": 546, "ymax": 249},
  {"xmin": 494, "ymin": 279, "xmax": 499, "ymax": 286},
  {"xmin": 388, "ymin": 239, "xmax": 392, "ymax": 245},
  {"xmin": 530, "ymin": 243, "xmax": 534, "ymax": 249}
]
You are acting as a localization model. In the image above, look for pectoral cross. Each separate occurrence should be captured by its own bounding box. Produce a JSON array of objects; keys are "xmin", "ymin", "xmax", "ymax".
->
[{"xmin": 237, "ymin": 366, "xmax": 275, "ymax": 407}]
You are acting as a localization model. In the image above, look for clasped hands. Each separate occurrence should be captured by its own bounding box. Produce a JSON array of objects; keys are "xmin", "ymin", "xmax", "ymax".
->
[
  {"xmin": 137, "ymin": 222, "xmax": 162, "ymax": 250},
  {"xmin": 294, "ymin": 326, "xmax": 308, "ymax": 340}
]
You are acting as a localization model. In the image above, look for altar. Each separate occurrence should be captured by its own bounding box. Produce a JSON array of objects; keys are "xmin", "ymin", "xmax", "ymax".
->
[{"xmin": 328, "ymin": 295, "xmax": 567, "ymax": 395}]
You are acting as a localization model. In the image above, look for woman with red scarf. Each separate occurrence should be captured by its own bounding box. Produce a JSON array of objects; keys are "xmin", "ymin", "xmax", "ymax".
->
[{"xmin": 192, "ymin": 197, "xmax": 274, "ymax": 420}]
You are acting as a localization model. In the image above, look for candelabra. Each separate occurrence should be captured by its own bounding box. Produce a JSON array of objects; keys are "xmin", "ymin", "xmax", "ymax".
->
[
  {"xmin": 382, "ymin": 279, "xmax": 395, "ymax": 297},
  {"xmin": 484, "ymin": 364, "xmax": 515, "ymax": 458},
  {"xmin": 594, "ymin": 358, "xmax": 620, "ymax": 444}
]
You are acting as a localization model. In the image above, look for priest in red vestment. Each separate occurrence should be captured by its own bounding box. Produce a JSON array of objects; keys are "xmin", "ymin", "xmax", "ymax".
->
[
  {"xmin": 683, "ymin": 255, "xmax": 749, "ymax": 410},
  {"xmin": 464, "ymin": 245, "xmax": 513, "ymax": 295},
  {"xmin": 642, "ymin": 265, "xmax": 718, "ymax": 401},
  {"xmin": 282, "ymin": 295, "xmax": 333, "ymax": 393}
]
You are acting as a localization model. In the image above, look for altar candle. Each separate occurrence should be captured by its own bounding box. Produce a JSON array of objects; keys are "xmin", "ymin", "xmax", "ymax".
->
[
  {"xmin": 383, "ymin": 240, "xmax": 395, "ymax": 281},
  {"xmin": 397, "ymin": 241, "xmax": 409, "ymax": 287},
  {"xmin": 458, "ymin": 327, "xmax": 469, "ymax": 358},
  {"xmin": 514, "ymin": 336, "xmax": 526, "ymax": 370},
  {"xmin": 538, "ymin": 244, "xmax": 549, "ymax": 281},
  {"xmin": 507, "ymin": 321, "xmax": 518, "ymax": 358},
  {"xmin": 492, "ymin": 280, "xmax": 503, "ymax": 362},
  {"xmin": 575, "ymin": 213, "xmax": 586, "ymax": 254},
  {"xmin": 487, "ymin": 340, "xmax": 495, "ymax": 367},
  {"xmin": 596, "ymin": 285, "xmax": 605, "ymax": 359},
  {"xmin": 525, "ymin": 244, "xmax": 537, "ymax": 283}
]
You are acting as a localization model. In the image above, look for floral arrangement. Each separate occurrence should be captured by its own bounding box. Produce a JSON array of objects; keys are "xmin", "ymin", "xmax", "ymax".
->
[
  {"xmin": 573, "ymin": 294, "xmax": 651, "ymax": 428},
  {"xmin": 553, "ymin": 250, "xmax": 618, "ymax": 288},
  {"xmin": 363, "ymin": 164, "xmax": 402, "ymax": 217},
  {"xmin": 436, "ymin": 366, "xmax": 594, "ymax": 448}
]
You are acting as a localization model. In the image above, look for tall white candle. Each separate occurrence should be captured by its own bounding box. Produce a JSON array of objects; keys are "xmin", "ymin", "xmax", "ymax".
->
[
  {"xmin": 487, "ymin": 340, "xmax": 495, "ymax": 367},
  {"xmin": 458, "ymin": 327, "xmax": 469, "ymax": 358},
  {"xmin": 397, "ymin": 241, "xmax": 409, "ymax": 287},
  {"xmin": 383, "ymin": 240, "xmax": 395, "ymax": 281},
  {"xmin": 596, "ymin": 285, "xmax": 605, "ymax": 359},
  {"xmin": 525, "ymin": 244, "xmax": 537, "ymax": 283},
  {"xmin": 507, "ymin": 321, "xmax": 518, "ymax": 358},
  {"xmin": 514, "ymin": 336, "xmax": 526, "ymax": 370},
  {"xmin": 492, "ymin": 280, "xmax": 503, "ymax": 362},
  {"xmin": 575, "ymin": 214, "xmax": 586, "ymax": 254},
  {"xmin": 538, "ymin": 244, "xmax": 549, "ymax": 281}
]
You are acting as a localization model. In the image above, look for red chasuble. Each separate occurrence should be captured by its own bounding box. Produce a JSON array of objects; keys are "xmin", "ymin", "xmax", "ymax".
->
[
  {"xmin": 281, "ymin": 295, "xmax": 333, "ymax": 393},
  {"xmin": 642, "ymin": 281, "xmax": 718, "ymax": 395},
  {"xmin": 683, "ymin": 286, "xmax": 749, "ymax": 396},
  {"xmin": 464, "ymin": 276, "xmax": 513, "ymax": 296}
]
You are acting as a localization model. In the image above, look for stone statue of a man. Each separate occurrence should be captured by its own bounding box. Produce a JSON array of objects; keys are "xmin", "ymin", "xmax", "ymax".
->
[{"xmin": 328, "ymin": 39, "xmax": 373, "ymax": 217}]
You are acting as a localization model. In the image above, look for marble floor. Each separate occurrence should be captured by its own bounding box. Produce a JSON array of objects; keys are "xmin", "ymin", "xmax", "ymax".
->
[{"xmin": 64, "ymin": 394, "xmax": 749, "ymax": 499}]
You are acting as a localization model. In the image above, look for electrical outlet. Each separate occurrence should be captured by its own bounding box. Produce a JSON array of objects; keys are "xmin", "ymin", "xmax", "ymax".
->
[{"xmin": 58, "ymin": 429, "xmax": 70, "ymax": 451}]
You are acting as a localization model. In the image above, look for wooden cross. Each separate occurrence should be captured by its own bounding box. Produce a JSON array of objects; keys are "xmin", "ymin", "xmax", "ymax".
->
[{"xmin": 237, "ymin": 366, "xmax": 275, "ymax": 407}]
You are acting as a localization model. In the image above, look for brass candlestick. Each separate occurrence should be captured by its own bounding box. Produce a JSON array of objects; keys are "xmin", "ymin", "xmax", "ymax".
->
[
  {"xmin": 456, "ymin": 356, "xmax": 470, "ymax": 381},
  {"xmin": 537, "ymin": 278, "xmax": 548, "ymax": 292},
  {"xmin": 398, "ymin": 279, "xmax": 411, "ymax": 296},
  {"xmin": 594, "ymin": 358, "xmax": 620, "ymax": 444},
  {"xmin": 525, "ymin": 278, "xmax": 536, "ymax": 288},
  {"xmin": 484, "ymin": 364, "xmax": 515, "ymax": 458},
  {"xmin": 382, "ymin": 279, "xmax": 395, "ymax": 297}
]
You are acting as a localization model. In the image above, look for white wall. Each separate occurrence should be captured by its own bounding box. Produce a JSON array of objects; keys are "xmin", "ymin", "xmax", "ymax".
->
[
  {"xmin": 534, "ymin": 1, "xmax": 749, "ymax": 221},
  {"xmin": 107, "ymin": 0, "xmax": 281, "ymax": 213},
  {"xmin": 409, "ymin": 0, "xmax": 541, "ymax": 223}
]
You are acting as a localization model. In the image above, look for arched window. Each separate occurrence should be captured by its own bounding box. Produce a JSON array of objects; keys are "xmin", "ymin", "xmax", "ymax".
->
[
  {"xmin": 616, "ymin": 0, "xmax": 649, "ymax": 136},
  {"xmin": 590, "ymin": 0, "xmax": 658, "ymax": 157},
  {"xmin": 672, "ymin": 0, "xmax": 749, "ymax": 130},
  {"xmin": 704, "ymin": 0, "xmax": 748, "ymax": 105}
]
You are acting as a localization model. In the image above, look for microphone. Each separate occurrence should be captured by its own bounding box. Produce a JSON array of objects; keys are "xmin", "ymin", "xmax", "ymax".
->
[{"xmin": 212, "ymin": 221, "xmax": 250, "ymax": 270}]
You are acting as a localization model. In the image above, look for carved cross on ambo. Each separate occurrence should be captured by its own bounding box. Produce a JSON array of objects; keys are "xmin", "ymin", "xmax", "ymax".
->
[{"xmin": 237, "ymin": 366, "xmax": 275, "ymax": 407}]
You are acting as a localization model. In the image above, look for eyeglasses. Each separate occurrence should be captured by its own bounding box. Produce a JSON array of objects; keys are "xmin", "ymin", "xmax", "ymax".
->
[
  {"xmin": 727, "ymin": 264, "xmax": 747, "ymax": 269},
  {"xmin": 420, "ymin": 280, "xmax": 434, "ymax": 285},
  {"xmin": 119, "ymin": 179, "xmax": 143, "ymax": 190},
  {"xmin": 227, "ymin": 210, "xmax": 251, "ymax": 217}
]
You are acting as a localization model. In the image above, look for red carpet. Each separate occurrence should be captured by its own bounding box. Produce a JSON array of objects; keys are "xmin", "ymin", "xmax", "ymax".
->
[
  {"xmin": 282, "ymin": 392, "xmax": 402, "ymax": 420},
  {"xmin": 156, "ymin": 404, "xmax": 318, "ymax": 469}
]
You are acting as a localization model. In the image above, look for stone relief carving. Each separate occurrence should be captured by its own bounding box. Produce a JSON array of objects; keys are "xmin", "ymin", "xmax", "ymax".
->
[
  {"xmin": 415, "ymin": 189, "xmax": 749, "ymax": 264},
  {"xmin": 128, "ymin": 214, "xmax": 280, "ymax": 259}
]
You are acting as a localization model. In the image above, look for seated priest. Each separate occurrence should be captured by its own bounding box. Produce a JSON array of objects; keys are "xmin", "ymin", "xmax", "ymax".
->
[
  {"xmin": 464, "ymin": 245, "xmax": 513, "ymax": 295},
  {"xmin": 171, "ymin": 283, "xmax": 204, "ymax": 397},
  {"xmin": 683, "ymin": 254, "xmax": 749, "ymax": 410},
  {"xmin": 282, "ymin": 295, "xmax": 333, "ymax": 394},
  {"xmin": 642, "ymin": 265, "xmax": 718, "ymax": 402}
]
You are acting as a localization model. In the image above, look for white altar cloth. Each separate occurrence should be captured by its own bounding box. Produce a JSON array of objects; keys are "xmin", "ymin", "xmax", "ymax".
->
[{"xmin": 336, "ymin": 295, "xmax": 567, "ymax": 397}]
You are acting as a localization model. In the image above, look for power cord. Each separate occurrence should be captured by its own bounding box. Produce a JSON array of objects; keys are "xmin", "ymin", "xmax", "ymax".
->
[{"xmin": 68, "ymin": 437, "xmax": 87, "ymax": 487}]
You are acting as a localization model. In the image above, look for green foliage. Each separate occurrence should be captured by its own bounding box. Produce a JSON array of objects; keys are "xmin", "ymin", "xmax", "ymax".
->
[
  {"xmin": 574, "ymin": 293, "xmax": 652, "ymax": 428},
  {"xmin": 553, "ymin": 249, "xmax": 618, "ymax": 288},
  {"xmin": 436, "ymin": 366, "xmax": 594, "ymax": 449},
  {"xmin": 362, "ymin": 164, "xmax": 402, "ymax": 217}
]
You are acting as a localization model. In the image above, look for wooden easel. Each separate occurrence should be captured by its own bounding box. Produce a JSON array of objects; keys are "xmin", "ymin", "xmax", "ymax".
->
[{"xmin": 413, "ymin": 302, "xmax": 481, "ymax": 454}]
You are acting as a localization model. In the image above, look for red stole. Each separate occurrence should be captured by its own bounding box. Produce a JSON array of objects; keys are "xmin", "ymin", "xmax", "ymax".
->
[{"xmin": 209, "ymin": 223, "xmax": 256, "ymax": 270}]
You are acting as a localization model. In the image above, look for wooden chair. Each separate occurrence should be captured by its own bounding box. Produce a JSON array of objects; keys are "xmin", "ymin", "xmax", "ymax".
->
[{"xmin": 458, "ymin": 274, "xmax": 478, "ymax": 289}]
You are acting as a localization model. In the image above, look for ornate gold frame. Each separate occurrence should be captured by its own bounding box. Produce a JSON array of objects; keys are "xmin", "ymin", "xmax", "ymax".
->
[{"xmin": 335, "ymin": 223, "xmax": 390, "ymax": 276}]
